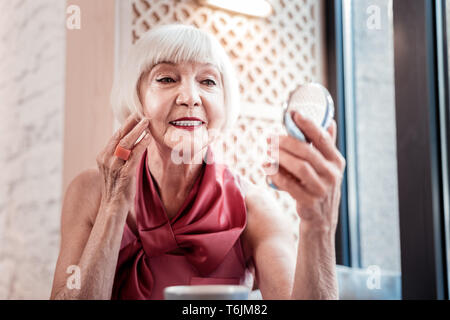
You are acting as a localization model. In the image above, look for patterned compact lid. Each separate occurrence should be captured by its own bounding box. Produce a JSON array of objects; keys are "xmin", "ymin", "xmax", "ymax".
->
[{"xmin": 283, "ymin": 83, "xmax": 334, "ymax": 142}]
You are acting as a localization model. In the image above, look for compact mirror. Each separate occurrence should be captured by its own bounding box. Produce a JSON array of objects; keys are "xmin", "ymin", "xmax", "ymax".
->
[
  {"xmin": 283, "ymin": 82, "xmax": 335, "ymax": 142},
  {"xmin": 266, "ymin": 83, "xmax": 334, "ymax": 190}
]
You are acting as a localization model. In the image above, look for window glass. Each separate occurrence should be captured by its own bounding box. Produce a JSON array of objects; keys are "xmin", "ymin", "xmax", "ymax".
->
[{"xmin": 340, "ymin": 0, "xmax": 401, "ymax": 299}]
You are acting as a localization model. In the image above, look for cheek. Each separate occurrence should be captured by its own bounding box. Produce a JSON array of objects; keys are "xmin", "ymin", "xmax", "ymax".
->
[
  {"xmin": 205, "ymin": 97, "xmax": 226, "ymax": 129},
  {"xmin": 140, "ymin": 89, "xmax": 172, "ymax": 143},
  {"xmin": 142, "ymin": 89, "xmax": 167, "ymax": 119}
]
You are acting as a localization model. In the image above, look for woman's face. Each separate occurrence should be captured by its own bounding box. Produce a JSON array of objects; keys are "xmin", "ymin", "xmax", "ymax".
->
[{"xmin": 139, "ymin": 61, "xmax": 225, "ymax": 158}]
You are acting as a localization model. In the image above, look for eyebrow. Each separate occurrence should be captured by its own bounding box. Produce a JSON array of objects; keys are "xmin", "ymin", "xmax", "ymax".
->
[
  {"xmin": 150, "ymin": 62, "xmax": 221, "ymax": 80},
  {"xmin": 156, "ymin": 61, "xmax": 176, "ymax": 66}
]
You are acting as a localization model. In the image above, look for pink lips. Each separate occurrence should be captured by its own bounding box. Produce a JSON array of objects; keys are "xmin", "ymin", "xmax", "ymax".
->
[{"xmin": 170, "ymin": 117, "xmax": 205, "ymax": 122}]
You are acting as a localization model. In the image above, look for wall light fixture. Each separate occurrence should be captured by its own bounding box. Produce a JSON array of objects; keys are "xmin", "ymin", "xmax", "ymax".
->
[{"xmin": 196, "ymin": 0, "xmax": 273, "ymax": 18}]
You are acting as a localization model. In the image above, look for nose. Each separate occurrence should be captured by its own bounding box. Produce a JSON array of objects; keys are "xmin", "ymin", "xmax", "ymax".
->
[{"xmin": 175, "ymin": 80, "xmax": 201, "ymax": 107}]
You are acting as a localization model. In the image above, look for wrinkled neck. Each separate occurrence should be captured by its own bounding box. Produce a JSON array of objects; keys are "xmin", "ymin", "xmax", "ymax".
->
[{"xmin": 146, "ymin": 141, "xmax": 207, "ymax": 202}]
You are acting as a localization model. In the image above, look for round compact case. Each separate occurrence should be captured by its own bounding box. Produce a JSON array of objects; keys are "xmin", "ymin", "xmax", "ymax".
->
[
  {"xmin": 283, "ymin": 82, "xmax": 335, "ymax": 142},
  {"xmin": 266, "ymin": 83, "xmax": 335, "ymax": 191}
]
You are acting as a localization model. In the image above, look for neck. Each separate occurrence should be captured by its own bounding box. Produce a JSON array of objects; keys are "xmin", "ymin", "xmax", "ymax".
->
[{"xmin": 146, "ymin": 140, "xmax": 207, "ymax": 201}]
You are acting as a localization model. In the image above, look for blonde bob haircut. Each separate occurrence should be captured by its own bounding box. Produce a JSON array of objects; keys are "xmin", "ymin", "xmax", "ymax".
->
[{"xmin": 110, "ymin": 24, "xmax": 240, "ymax": 133}]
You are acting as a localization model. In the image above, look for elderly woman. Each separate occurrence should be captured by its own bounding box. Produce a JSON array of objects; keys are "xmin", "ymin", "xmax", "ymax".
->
[{"xmin": 50, "ymin": 24, "xmax": 345, "ymax": 300}]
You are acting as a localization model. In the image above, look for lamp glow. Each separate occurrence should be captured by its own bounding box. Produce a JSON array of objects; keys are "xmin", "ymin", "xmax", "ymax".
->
[{"xmin": 197, "ymin": 0, "xmax": 273, "ymax": 18}]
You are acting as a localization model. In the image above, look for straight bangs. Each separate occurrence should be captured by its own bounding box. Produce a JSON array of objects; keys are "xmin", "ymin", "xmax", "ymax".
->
[{"xmin": 141, "ymin": 25, "xmax": 223, "ymax": 73}]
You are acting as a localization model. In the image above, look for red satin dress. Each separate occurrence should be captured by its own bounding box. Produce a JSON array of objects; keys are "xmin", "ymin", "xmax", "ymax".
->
[{"xmin": 111, "ymin": 148, "xmax": 255, "ymax": 299}]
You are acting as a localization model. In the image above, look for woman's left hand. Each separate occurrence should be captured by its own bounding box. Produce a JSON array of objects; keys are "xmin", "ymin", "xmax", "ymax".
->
[{"xmin": 264, "ymin": 111, "xmax": 346, "ymax": 233}]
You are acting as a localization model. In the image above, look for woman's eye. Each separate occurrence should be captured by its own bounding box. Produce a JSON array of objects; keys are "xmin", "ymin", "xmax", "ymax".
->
[
  {"xmin": 202, "ymin": 79, "xmax": 216, "ymax": 86},
  {"xmin": 156, "ymin": 77, "xmax": 175, "ymax": 83}
]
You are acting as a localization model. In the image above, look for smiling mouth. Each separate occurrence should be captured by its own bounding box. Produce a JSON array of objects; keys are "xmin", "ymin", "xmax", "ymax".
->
[{"xmin": 169, "ymin": 120, "xmax": 204, "ymax": 131}]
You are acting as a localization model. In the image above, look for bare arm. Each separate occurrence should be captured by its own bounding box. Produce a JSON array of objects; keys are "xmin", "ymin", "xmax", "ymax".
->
[
  {"xmin": 263, "ymin": 113, "xmax": 346, "ymax": 300},
  {"xmin": 242, "ymin": 181, "xmax": 297, "ymax": 300},
  {"xmin": 50, "ymin": 114, "xmax": 153, "ymax": 300},
  {"xmin": 50, "ymin": 170, "xmax": 128, "ymax": 300},
  {"xmin": 291, "ymin": 224, "xmax": 338, "ymax": 300},
  {"xmin": 243, "ymin": 181, "xmax": 339, "ymax": 300}
]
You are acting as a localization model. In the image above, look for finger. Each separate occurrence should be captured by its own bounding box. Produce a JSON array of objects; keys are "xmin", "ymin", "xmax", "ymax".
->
[
  {"xmin": 278, "ymin": 149, "xmax": 327, "ymax": 197},
  {"xmin": 277, "ymin": 135, "xmax": 335, "ymax": 180},
  {"xmin": 123, "ymin": 131, "xmax": 153, "ymax": 170},
  {"xmin": 118, "ymin": 118, "xmax": 150, "ymax": 149},
  {"xmin": 106, "ymin": 113, "xmax": 141, "ymax": 152},
  {"xmin": 291, "ymin": 111, "xmax": 340, "ymax": 162},
  {"xmin": 268, "ymin": 165, "xmax": 316, "ymax": 207},
  {"xmin": 110, "ymin": 118, "xmax": 150, "ymax": 167},
  {"xmin": 328, "ymin": 120, "xmax": 337, "ymax": 145},
  {"xmin": 116, "ymin": 113, "xmax": 143, "ymax": 139}
]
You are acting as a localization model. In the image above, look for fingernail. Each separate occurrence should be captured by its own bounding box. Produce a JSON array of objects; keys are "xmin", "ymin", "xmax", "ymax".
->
[
  {"xmin": 262, "ymin": 162, "xmax": 276, "ymax": 174},
  {"xmin": 291, "ymin": 111, "xmax": 296, "ymax": 119},
  {"xmin": 266, "ymin": 176, "xmax": 279, "ymax": 190}
]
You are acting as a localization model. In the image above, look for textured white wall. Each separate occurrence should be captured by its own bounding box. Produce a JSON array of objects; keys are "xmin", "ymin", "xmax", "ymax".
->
[{"xmin": 0, "ymin": 0, "xmax": 66, "ymax": 299}]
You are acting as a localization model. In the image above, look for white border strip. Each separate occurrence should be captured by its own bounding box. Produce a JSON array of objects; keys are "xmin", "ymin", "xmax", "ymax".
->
[{"xmin": 435, "ymin": 0, "xmax": 450, "ymax": 298}]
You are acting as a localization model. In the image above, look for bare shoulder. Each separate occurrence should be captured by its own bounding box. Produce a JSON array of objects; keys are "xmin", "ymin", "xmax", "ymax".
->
[
  {"xmin": 240, "ymin": 177, "xmax": 296, "ymax": 253},
  {"xmin": 68, "ymin": 168, "xmax": 102, "ymax": 193},
  {"xmin": 62, "ymin": 167, "xmax": 103, "ymax": 227}
]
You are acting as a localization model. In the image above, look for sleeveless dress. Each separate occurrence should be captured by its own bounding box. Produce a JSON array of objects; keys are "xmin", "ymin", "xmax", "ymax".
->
[{"xmin": 111, "ymin": 148, "xmax": 255, "ymax": 299}]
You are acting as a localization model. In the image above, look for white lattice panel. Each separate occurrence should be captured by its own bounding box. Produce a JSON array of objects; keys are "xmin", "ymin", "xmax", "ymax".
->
[
  {"xmin": 126, "ymin": 0, "xmax": 327, "ymax": 238},
  {"xmin": 209, "ymin": 116, "xmax": 300, "ymax": 232}
]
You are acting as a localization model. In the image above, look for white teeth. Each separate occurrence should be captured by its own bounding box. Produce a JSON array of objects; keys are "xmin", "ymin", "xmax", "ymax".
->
[{"xmin": 171, "ymin": 121, "xmax": 203, "ymax": 126}]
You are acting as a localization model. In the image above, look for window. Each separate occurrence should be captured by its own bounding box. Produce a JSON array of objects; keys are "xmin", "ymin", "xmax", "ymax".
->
[
  {"xmin": 333, "ymin": 0, "xmax": 450, "ymax": 299},
  {"xmin": 334, "ymin": 0, "xmax": 402, "ymax": 299},
  {"xmin": 328, "ymin": 0, "xmax": 450, "ymax": 299},
  {"xmin": 343, "ymin": 0, "xmax": 401, "ymax": 273}
]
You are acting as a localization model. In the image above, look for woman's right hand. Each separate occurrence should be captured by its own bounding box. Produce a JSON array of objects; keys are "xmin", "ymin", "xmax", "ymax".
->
[{"xmin": 96, "ymin": 113, "xmax": 152, "ymax": 210}]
